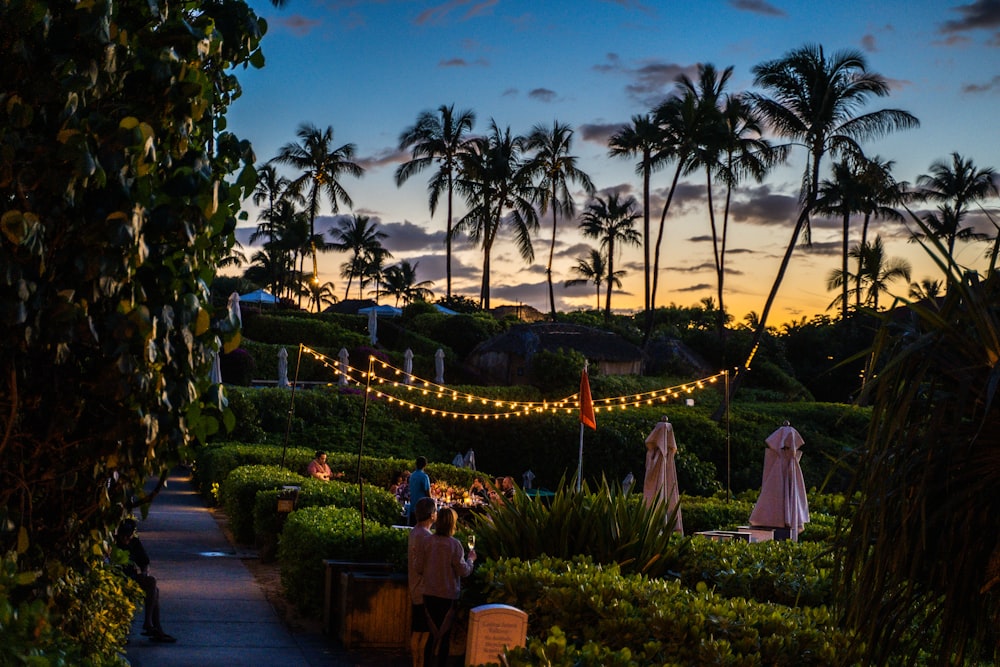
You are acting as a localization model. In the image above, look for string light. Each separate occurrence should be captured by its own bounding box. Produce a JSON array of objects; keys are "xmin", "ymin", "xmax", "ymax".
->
[{"xmin": 297, "ymin": 345, "xmax": 726, "ymax": 421}]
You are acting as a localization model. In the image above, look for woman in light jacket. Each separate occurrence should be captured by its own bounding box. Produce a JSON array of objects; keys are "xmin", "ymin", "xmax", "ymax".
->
[{"xmin": 414, "ymin": 507, "xmax": 475, "ymax": 667}]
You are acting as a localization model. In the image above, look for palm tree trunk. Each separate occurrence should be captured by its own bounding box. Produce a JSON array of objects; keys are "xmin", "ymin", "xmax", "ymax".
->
[
  {"xmin": 648, "ymin": 161, "xmax": 684, "ymax": 341},
  {"xmin": 446, "ymin": 172, "xmax": 454, "ymax": 299},
  {"xmin": 605, "ymin": 238, "xmax": 615, "ymax": 324},
  {"xmin": 704, "ymin": 165, "xmax": 724, "ymax": 343},
  {"xmin": 842, "ymin": 211, "xmax": 850, "ymax": 318},
  {"xmin": 642, "ymin": 160, "xmax": 651, "ymax": 315},
  {"xmin": 857, "ymin": 212, "xmax": 871, "ymax": 309},
  {"xmin": 481, "ymin": 243, "xmax": 492, "ymax": 310},
  {"xmin": 547, "ymin": 203, "xmax": 557, "ymax": 320}
]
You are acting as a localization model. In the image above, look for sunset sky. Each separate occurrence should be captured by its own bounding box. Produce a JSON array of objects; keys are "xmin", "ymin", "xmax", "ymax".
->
[{"xmin": 226, "ymin": 0, "xmax": 1000, "ymax": 324}]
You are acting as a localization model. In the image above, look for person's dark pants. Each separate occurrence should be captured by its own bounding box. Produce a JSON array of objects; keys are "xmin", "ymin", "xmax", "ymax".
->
[
  {"xmin": 422, "ymin": 595, "xmax": 456, "ymax": 667},
  {"xmin": 134, "ymin": 573, "xmax": 161, "ymax": 632}
]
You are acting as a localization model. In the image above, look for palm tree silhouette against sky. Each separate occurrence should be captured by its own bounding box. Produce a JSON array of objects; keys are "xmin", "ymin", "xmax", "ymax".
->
[
  {"xmin": 565, "ymin": 247, "xmax": 622, "ymax": 312},
  {"xmin": 524, "ymin": 120, "xmax": 595, "ymax": 319},
  {"xmin": 731, "ymin": 43, "xmax": 919, "ymax": 398},
  {"xmin": 578, "ymin": 192, "xmax": 641, "ymax": 323},
  {"xmin": 329, "ymin": 214, "xmax": 390, "ymax": 301},
  {"xmin": 382, "ymin": 260, "xmax": 435, "ymax": 307},
  {"xmin": 271, "ymin": 123, "xmax": 364, "ymax": 288},
  {"xmin": 396, "ymin": 104, "xmax": 477, "ymax": 299}
]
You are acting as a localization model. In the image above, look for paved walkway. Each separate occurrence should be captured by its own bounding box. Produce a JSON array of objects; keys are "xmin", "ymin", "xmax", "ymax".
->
[{"xmin": 124, "ymin": 467, "xmax": 410, "ymax": 667}]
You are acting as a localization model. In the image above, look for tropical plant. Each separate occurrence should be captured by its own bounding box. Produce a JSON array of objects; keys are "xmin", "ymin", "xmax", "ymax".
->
[
  {"xmin": 578, "ymin": 193, "xmax": 641, "ymax": 323},
  {"xmin": 0, "ymin": 0, "xmax": 260, "ymax": 658},
  {"xmin": 731, "ymin": 44, "xmax": 919, "ymax": 401},
  {"xmin": 454, "ymin": 121, "xmax": 540, "ymax": 309},
  {"xmin": 837, "ymin": 218, "xmax": 1000, "ymax": 665},
  {"xmin": 609, "ymin": 113, "xmax": 663, "ymax": 322},
  {"xmin": 395, "ymin": 104, "xmax": 477, "ymax": 298},
  {"xmin": 908, "ymin": 277, "xmax": 942, "ymax": 301},
  {"xmin": 250, "ymin": 163, "xmax": 294, "ymax": 247},
  {"xmin": 524, "ymin": 120, "xmax": 596, "ymax": 318},
  {"xmin": 382, "ymin": 260, "xmax": 435, "ymax": 306},
  {"xmin": 826, "ymin": 235, "xmax": 911, "ymax": 312},
  {"xmin": 815, "ymin": 159, "xmax": 868, "ymax": 318},
  {"xmin": 565, "ymin": 248, "xmax": 621, "ymax": 311},
  {"xmin": 914, "ymin": 152, "xmax": 997, "ymax": 273},
  {"xmin": 306, "ymin": 280, "xmax": 338, "ymax": 312},
  {"xmin": 329, "ymin": 214, "xmax": 390, "ymax": 300},
  {"xmin": 271, "ymin": 123, "xmax": 364, "ymax": 285}
]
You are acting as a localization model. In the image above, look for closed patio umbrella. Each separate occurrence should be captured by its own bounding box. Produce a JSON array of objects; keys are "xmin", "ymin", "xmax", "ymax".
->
[
  {"xmin": 749, "ymin": 422, "xmax": 810, "ymax": 540},
  {"xmin": 643, "ymin": 416, "xmax": 683, "ymax": 534}
]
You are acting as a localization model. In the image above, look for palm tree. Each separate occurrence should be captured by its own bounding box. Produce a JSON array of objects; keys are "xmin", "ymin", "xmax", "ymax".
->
[
  {"xmin": 609, "ymin": 113, "xmax": 663, "ymax": 320},
  {"xmin": 382, "ymin": 260, "xmax": 435, "ymax": 307},
  {"xmin": 360, "ymin": 245, "xmax": 393, "ymax": 302},
  {"xmin": 329, "ymin": 214, "xmax": 389, "ymax": 300},
  {"xmin": 524, "ymin": 120, "xmax": 595, "ymax": 319},
  {"xmin": 306, "ymin": 280, "xmax": 337, "ymax": 312},
  {"xmin": 733, "ymin": 43, "xmax": 918, "ymax": 398},
  {"xmin": 251, "ymin": 163, "xmax": 293, "ymax": 247},
  {"xmin": 827, "ymin": 235, "xmax": 911, "ymax": 312},
  {"xmin": 908, "ymin": 277, "xmax": 942, "ymax": 302},
  {"xmin": 396, "ymin": 104, "xmax": 477, "ymax": 299},
  {"xmin": 578, "ymin": 193, "xmax": 641, "ymax": 323},
  {"xmin": 454, "ymin": 121, "xmax": 539, "ymax": 310},
  {"xmin": 815, "ymin": 159, "xmax": 868, "ymax": 318},
  {"xmin": 854, "ymin": 155, "xmax": 906, "ymax": 308},
  {"xmin": 915, "ymin": 152, "xmax": 997, "ymax": 271},
  {"xmin": 564, "ymin": 247, "xmax": 620, "ymax": 311},
  {"xmin": 271, "ymin": 123, "xmax": 364, "ymax": 283}
]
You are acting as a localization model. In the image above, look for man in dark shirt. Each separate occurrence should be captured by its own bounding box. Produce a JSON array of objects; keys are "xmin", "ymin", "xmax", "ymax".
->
[{"xmin": 115, "ymin": 519, "xmax": 176, "ymax": 643}]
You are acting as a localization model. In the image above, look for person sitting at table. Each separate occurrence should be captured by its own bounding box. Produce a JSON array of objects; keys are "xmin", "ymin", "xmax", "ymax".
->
[
  {"xmin": 307, "ymin": 451, "xmax": 332, "ymax": 481},
  {"xmin": 390, "ymin": 470, "xmax": 410, "ymax": 502},
  {"xmin": 501, "ymin": 476, "xmax": 516, "ymax": 500},
  {"xmin": 469, "ymin": 477, "xmax": 489, "ymax": 504}
]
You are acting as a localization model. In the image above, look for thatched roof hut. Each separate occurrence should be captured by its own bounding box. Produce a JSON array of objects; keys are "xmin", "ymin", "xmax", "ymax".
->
[{"xmin": 467, "ymin": 323, "xmax": 643, "ymax": 385}]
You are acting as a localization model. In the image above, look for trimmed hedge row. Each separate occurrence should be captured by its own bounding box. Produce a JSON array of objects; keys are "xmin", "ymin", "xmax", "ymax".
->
[
  {"xmin": 481, "ymin": 556, "xmax": 857, "ymax": 666},
  {"xmin": 278, "ymin": 506, "xmax": 409, "ymax": 614},
  {"xmin": 218, "ymin": 464, "xmax": 304, "ymax": 544}
]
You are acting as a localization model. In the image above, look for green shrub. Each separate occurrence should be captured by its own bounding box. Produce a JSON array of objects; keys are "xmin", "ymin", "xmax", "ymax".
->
[
  {"xmin": 680, "ymin": 495, "xmax": 754, "ymax": 534},
  {"xmin": 277, "ymin": 506, "xmax": 408, "ymax": 614},
  {"xmin": 218, "ymin": 465, "xmax": 305, "ymax": 544},
  {"xmin": 253, "ymin": 479, "xmax": 405, "ymax": 559},
  {"xmin": 530, "ymin": 348, "xmax": 586, "ymax": 393},
  {"xmin": 192, "ymin": 443, "xmax": 314, "ymax": 496},
  {"xmin": 219, "ymin": 348, "xmax": 256, "ymax": 386},
  {"xmin": 480, "ymin": 556, "xmax": 858, "ymax": 666}
]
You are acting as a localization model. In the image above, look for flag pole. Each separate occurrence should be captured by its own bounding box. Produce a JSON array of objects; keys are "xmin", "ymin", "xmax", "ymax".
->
[{"xmin": 576, "ymin": 422, "xmax": 584, "ymax": 493}]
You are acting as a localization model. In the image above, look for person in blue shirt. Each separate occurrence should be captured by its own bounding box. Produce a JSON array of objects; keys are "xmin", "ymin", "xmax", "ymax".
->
[{"xmin": 408, "ymin": 456, "xmax": 431, "ymax": 526}]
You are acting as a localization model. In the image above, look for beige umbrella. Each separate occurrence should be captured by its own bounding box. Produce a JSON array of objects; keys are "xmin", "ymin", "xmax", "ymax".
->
[
  {"xmin": 749, "ymin": 422, "xmax": 810, "ymax": 540},
  {"xmin": 643, "ymin": 416, "xmax": 683, "ymax": 534}
]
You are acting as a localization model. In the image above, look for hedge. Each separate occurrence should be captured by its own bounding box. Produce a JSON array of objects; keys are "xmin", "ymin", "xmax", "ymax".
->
[{"xmin": 218, "ymin": 465, "xmax": 305, "ymax": 544}]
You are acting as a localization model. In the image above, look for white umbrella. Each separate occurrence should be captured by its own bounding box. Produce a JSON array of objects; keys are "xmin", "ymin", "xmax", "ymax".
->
[
  {"xmin": 209, "ymin": 341, "xmax": 223, "ymax": 384},
  {"xmin": 434, "ymin": 348, "xmax": 445, "ymax": 384},
  {"xmin": 403, "ymin": 348, "xmax": 413, "ymax": 386},
  {"xmin": 368, "ymin": 308, "xmax": 377, "ymax": 346},
  {"xmin": 749, "ymin": 422, "xmax": 810, "ymax": 540},
  {"xmin": 277, "ymin": 347, "xmax": 289, "ymax": 388},
  {"xmin": 463, "ymin": 449, "xmax": 476, "ymax": 470},
  {"xmin": 643, "ymin": 416, "xmax": 683, "ymax": 534},
  {"xmin": 338, "ymin": 347, "xmax": 349, "ymax": 387},
  {"xmin": 227, "ymin": 292, "xmax": 242, "ymax": 328}
]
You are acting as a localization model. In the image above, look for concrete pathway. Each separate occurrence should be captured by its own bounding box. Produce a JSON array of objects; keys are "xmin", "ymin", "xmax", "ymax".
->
[{"xmin": 124, "ymin": 467, "xmax": 409, "ymax": 667}]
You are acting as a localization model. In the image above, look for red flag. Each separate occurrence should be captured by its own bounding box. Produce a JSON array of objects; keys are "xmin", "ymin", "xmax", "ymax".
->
[{"xmin": 579, "ymin": 367, "xmax": 596, "ymax": 430}]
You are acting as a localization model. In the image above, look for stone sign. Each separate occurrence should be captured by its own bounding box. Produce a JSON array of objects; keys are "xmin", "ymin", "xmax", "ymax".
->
[{"xmin": 465, "ymin": 604, "xmax": 528, "ymax": 666}]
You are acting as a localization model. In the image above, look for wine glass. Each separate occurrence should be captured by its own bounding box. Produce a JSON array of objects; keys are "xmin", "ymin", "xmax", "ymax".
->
[{"xmin": 466, "ymin": 533, "xmax": 476, "ymax": 550}]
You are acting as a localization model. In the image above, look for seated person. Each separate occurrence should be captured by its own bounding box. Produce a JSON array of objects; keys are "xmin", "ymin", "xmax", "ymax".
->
[
  {"xmin": 390, "ymin": 470, "xmax": 410, "ymax": 502},
  {"xmin": 307, "ymin": 450, "xmax": 332, "ymax": 481},
  {"xmin": 469, "ymin": 477, "xmax": 489, "ymax": 504},
  {"xmin": 501, "ymin": 476, "xmax": 516, "ymax": 500},
  {"xmin": 115, "ymin": 519, "xmax": 176, "ymax": 643}
]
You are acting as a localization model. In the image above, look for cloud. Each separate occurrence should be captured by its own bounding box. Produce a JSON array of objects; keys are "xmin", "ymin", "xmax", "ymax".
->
[
  {"xmin": 728, "ymin": 184, "xmax": 799, "ymax": 226},
  {"xmin": 962, "ymin": 74, "xmax": 1000, "ymax": 92},
  {"xmin": 593, "ymin": 53, "xmax": 697, "ymax": 107},
  {"xmin": 728, "ymin": 0, "xmax": 786, "ymax": 17},
  {"xmin": 271, "ymin": 14, "xmax": 323, "ymax": 36},
  {"xmin": 861, "ymin": 33, "xmax": 878, "ymax": 52},
  {"xmin": 674, "ymin": 282, "xmax": 713, "ymax": 293},
  {"xmin": 379, "ymin": 221, "xmax": 447, "ymax": 252},
  {"xmin": 939, "ymin": 0, "xmax": 1000, "ymax": 34},
  {"xmin": 598, "ymin": 0, "xmax": 655, "ymax": 14},
  {"xmin": 578, "ymin": 122, "xmax": 625, "ymax": 145},
  {"xmin": 439, "ymin": 57, "xmax": 489, "ymax": 67},
  {"xmin": 358, "ymin": 147, "xmax": 407, "ymax": 171},
  {"xmin": 528, "ymin": 88, "xmax": 558, "ymax": 103},
  {"xmin": 414, "ymin": 0, "xmax": 499, "ymax": 26}
]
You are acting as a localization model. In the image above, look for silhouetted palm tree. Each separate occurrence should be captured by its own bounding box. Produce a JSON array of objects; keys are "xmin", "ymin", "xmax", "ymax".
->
[
  {"xmin": 524, "ymin": 120, "xmax": 595, "ymax": 318},
  {"xmin": 827, "ymin": 235, "xmax": 910, "ymax": 312},
  {"xmin": 271, "ymin": 123, "xmax": 364, "ymax": 282},
  {"xmin": 733, "ymin": 43, "xmax": 918, "ymax": 397},
  {"xmin": 609, "ymin": 113, "xmax": 663, "ymax": 320},
  {"xmin": 306, "ymin": 280, "xmax": 337, "ymax": 312},
  {"xmin": 915, "ymin": 152, "xmax": 997, "ymax": 274},
  {"xmin": 329, "ymin": 214, "xmax": 390, "ymax": 300},
  {"xmin": 251, "ymin": 163, "xmax": 294, "ymax": 247},
  {"xmin": 382, "ymin": 260, "xmax": 435, "ymax": 306},
  {"xmin": 454, "ymin": 121, "xmax": 539, "ymax": 310},
  {"xmin": 396, "ymin": 104, "xmax": 477, "ymax": 298},
  {"xmin": 815, "ymin": 159, "xmax": 868, "ymax": 318},
  {"xmin": 564, "ymin": 247, "xmax": 620, "ymax": 311},
  {"xmin": 579, "ymin": 193, "xmax": 641, "ymax": 323}
]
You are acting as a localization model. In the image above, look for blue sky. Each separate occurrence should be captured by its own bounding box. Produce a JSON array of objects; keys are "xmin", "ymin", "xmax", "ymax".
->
[{"xmin": 226, "ymin": 0, "xmax": 1000, "ymax": 322}]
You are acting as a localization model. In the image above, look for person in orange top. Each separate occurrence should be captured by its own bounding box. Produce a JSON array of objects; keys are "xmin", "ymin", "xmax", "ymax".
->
[{"xmin": 306, "ymin": 451, "xmax": 332, "ymax": 481}]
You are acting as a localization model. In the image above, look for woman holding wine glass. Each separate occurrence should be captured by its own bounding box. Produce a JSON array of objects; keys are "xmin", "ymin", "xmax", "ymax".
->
[{"xmin": 414, "ymin": 507, "xmax": 476, "ymax": 667}]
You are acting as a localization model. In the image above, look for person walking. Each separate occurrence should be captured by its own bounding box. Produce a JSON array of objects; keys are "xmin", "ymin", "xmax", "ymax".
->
[
  {"xmin": 414, "ymin": 507, "xmax": 475, "ymax": 667},
  {"xmin": 408, "ymin": 456, "xmax": 431, "ymax": 526},
  {"xmin": 115, "ymin": 519, "xmax": 177, "ymax": 643},
  {"xmin": 407, "ymin": 497, "xmax": 437, "ymax": 667}
]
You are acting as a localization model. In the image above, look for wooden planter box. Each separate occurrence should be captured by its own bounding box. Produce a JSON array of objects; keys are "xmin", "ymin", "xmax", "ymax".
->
[
  {"xmin": 322, "ymin": 560, "xmax": 394, "ymax": 637},
  {"xmin": 339, "ymin": 571, "xmax": 411, "ymax": 649}
]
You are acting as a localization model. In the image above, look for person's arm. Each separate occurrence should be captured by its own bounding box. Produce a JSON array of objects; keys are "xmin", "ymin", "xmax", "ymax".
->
[
  {"xmin": 129, "ymin": 538, "xmax": 151, "ymax": 575},
  {"xmin": 452, "ymin": 538, "xmax": 474, "ymax": 578}
]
